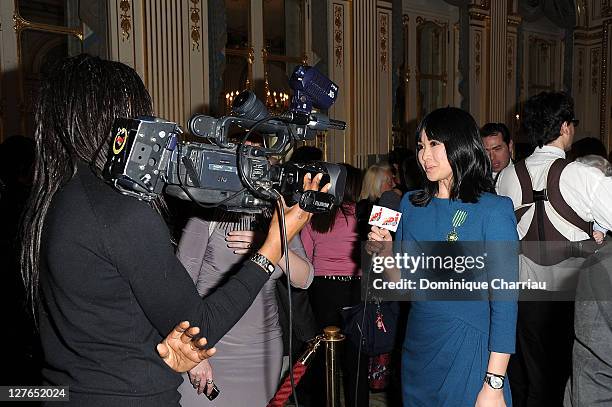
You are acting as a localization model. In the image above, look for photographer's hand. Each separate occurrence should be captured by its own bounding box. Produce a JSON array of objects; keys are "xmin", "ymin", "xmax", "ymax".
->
[
  {"xmin": 156, "ymin": 321, "xmax": 216, "ymax": 373},
  {"xmin": 258, "ymin": 173, "xmax": 330, "ymax": 264}
]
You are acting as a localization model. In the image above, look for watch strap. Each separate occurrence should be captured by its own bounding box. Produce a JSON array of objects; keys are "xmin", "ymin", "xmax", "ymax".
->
[
  {"xmin": 484, "ymin": 372, "xmax": 505, "ymax": 389},
  {"xmin": 249, "ymin": 252, "xmax": 276, "ymax": 276}
]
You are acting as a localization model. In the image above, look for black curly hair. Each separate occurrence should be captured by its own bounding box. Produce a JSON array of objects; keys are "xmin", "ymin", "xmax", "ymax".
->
[{"xmin": 522, "ymin": 91, "xmax": 575, "ymax": 148}]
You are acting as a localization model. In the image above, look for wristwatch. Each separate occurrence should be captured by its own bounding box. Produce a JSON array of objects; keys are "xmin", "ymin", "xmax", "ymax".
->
[
  {"xmin": 249, "ymin": 252, "xmax": 276, "ymax": 276},
  {"xmin": 484, "ymin": 372, "xmax": 505, "ymax": 390}
]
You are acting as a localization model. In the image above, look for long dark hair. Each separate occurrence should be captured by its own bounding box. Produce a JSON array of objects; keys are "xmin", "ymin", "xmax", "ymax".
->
[
  {"xmin": 411, "ymin": 107, "xmax": 493, "ymax": 207},
  {"xmin": 20, "ymin": 54, "xmax": 154, "ymax": 307},
  {"xmin": 310, "ymin": 163, "xmax": 362, "ymax": 233}
]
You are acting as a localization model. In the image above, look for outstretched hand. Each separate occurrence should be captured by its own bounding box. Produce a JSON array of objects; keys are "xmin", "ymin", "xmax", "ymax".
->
[
  {"xmin": 260, "ymin": 173, "xmax": 331, "ymax": 264},
  {"xmin": 157, "ymin": 321, "xmax": 216, "ymax": 373}
]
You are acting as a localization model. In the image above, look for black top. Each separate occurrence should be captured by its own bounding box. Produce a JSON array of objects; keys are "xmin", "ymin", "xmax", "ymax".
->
[{"xmin": 39, "ymin": 162, "xmax": 269, "ymax": 406}]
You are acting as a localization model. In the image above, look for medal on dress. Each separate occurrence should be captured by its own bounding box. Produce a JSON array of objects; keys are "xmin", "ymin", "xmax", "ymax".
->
[{"xmin": 447, "ymin": 209, "xmax": 467, "ymax": 242}]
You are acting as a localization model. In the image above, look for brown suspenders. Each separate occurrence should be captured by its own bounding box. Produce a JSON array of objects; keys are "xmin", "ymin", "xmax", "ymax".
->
[
  {"xmin": 513, "ymin": 159, "xmax": 593, "ymax": 238},
  {"xmin": 546, "ymin": 159, "xmax": 594, "ymax": 236},
  {"xmin": 513, "ymin": 159, "xmax": 594, "ymax": 265}
]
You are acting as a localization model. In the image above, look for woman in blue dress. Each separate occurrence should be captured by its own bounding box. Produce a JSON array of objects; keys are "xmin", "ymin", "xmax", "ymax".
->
[{"xmin": 369, "ymin": 107, "xmax": 518, "ymax": 406}]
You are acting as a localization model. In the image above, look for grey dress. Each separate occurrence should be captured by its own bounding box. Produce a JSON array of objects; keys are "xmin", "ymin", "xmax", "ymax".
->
[{"xmin": 176, "ymin": 212, "xmax": 313, "ymax": 407}]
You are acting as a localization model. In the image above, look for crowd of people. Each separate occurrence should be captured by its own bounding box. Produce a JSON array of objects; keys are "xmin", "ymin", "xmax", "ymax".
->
[{"xmin": 3, "ymin": 53, "xmax": 612, "ymax": 407}]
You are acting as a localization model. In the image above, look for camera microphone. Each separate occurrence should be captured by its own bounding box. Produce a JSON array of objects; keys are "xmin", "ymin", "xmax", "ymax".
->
[{"xmin": 289, "ymin": 65, "xmax": 339, "ymax": 114}]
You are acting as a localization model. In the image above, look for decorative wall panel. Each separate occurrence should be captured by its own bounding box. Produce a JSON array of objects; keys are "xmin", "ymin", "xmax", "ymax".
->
[
  {"xmin": 327, "ymin": 0, "xmax": 352, "ymax": 164},
  {"xmin": 489, "ymin": 0, "xmax": 507, "ymax": 122},
  {"xmin": 377, "ymin": 4, "xmax": 392, "ymax": 157},
  {"xmin": 109, "ymin": 0, "xmax": 209, "ymax": 127},
  {"xmin": 352, "ymin": 0, "xmax": 378, "ymax": 168}
]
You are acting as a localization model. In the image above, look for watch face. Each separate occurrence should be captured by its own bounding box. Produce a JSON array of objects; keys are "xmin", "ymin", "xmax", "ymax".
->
[{"xmin": 489, "ymin": 375, "xmax": 504, "ymax": 389}]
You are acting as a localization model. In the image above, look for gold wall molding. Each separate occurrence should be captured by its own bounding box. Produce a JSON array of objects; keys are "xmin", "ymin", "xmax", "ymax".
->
[
  {"xmin": 13, "ymin": 12, "xmax": 83, "ymax": 40},
  {"xmin": 600, "ymin": 20, "xmax": 610, "ymax": 138},
  {"xmin": 416, "ymin": 16, "xmax": 448, "ymax": 28},
  {"xmin": 333, "ymin": 4, "xmax": 344, "ymax": 67},
  {"xmin": 10, "ymin": 5, "xmax": 83, "ymax": 138},
  {"xmin": 507, "ymin": 37, "xmax": 514, "ymax": 81},
  {"xmin": 326, "ymin": 0, "xmax": 351, "ymax": 164},
  {"xmin": 578, "ymin": 48, "xmax": 584, "ymax": 92},
  {"xmin": 575, "ymin": 30, "xmax": 603, "ymax": 42},
  {"xmin": 469, "ymin": 0, "xmax": 490, "ymax": 21},
  {"xmin": 380, "ymin": 12, "xmax": 388, "ymax": 71},
  {"xmin": 190, "ymin": 0, "xmax": 201, "ymax": 50},
  {"xmin": 119, "ymin": 0, "xmax": 131, "ymax": 41},
  {"xmin": 469, "ymin": 12, "xmax": 489, "ymax": 21},
  {"xmin": 470, "ymin": 0, "xmax": 490, "ymax": 11},
  {"xmin": 592, "ymin": 48, "xmax": 600, "ymax": 93},
  {"xmin": 474, "ymin": 31, "xmax": 481, "ymax": 81},
  {"xmin": 507, "ymin": 14, "xmax": 521, "ymax": 26}
]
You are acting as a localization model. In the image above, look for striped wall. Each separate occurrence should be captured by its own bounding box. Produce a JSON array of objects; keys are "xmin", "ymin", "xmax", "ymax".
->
[{"xmin": 109, "ymin": 0, "xmax": 209, "ymax": 127}]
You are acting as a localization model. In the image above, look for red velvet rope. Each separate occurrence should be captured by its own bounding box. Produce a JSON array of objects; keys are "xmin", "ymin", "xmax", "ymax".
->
[{"xmin": 266, "ymin": 362, "xmax": 308, "ymax": 407}]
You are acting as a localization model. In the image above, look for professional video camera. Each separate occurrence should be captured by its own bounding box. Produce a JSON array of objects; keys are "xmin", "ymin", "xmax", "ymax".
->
[{"xmin": 103, "ymin": 65, "xmax": 347, "ymax": 213}]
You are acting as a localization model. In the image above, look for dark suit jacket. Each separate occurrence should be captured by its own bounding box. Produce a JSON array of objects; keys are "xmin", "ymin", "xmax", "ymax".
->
[{"xmin": 565, "ymin": 243, "xmax": 612, "ymax": 406}]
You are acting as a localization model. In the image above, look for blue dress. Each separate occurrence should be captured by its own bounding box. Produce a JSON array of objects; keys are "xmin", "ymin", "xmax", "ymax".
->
[{"xmin": 395, "ymin": 193, "xmax": 518, "ymax": 406}]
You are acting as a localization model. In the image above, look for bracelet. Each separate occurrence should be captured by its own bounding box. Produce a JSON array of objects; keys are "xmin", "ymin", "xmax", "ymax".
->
[{"xmin": 249, "ymin": 252, "xmax": 276, "ymax": 276}]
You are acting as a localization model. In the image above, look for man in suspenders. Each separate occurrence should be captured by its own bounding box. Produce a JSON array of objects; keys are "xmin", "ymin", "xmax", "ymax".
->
[{"xmin": 496, "ymin": 91, "xmax": 612, "ymax": 406}]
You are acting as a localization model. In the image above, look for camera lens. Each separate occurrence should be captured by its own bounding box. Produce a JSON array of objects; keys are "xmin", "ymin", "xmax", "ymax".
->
[{"xmin": 232, "ymin": 91, "xmax": 269, "ymax": 121}]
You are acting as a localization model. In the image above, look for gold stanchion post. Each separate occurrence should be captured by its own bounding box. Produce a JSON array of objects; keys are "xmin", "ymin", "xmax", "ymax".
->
[{"xmin": 322, "ymin": 326, "xmax": 345, "ymax": 407}]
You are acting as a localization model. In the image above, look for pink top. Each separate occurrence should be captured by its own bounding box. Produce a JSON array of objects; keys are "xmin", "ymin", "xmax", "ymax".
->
[{"xmin": 300, "ymin": 204, "xmax": 361, "ymax": 277}]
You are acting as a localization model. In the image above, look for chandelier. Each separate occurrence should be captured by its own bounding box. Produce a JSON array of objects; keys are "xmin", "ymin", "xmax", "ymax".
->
[
  {"xmin": 265, "ymin": 90, "xmax": 290, "ymax": 113},
  {"xmin": 224, "ymin": 90, "xmax": 242, "ymax": 112}
]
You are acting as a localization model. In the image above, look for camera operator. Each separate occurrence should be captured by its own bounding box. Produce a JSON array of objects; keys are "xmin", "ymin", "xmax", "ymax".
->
[
  {"xmin": 20, "ymin": 54, "xmax": 329, "ymax": 407},
  {"xmin": 177, "ymin": 135, "xmax": 314, "ymax": 405}
]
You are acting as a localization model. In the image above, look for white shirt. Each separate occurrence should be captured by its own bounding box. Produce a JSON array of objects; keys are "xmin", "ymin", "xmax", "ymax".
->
[
  {"xmin": 496, "ymin": 145, "xmax": 612, "ymax": 240},
  {"xmin": 493, "ymin": 160, "xmax": 514, "ymax": 185},
  {"xmin": 496, "ymin": 145, "xmax": 612, "ymax": 290}
]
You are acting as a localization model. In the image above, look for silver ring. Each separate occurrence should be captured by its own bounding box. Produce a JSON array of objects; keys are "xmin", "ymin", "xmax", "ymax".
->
[{"xmin": 206, "ymin": 379, "xmax": 214, "ymax": 384}]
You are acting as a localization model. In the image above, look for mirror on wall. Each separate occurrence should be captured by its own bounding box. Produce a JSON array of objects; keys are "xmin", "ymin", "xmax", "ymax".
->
[
  {"xmin": 416, "ymin": 20, "xmax": 447, "ymax": 121},
  {"xmin": 226, "ymin": 0, "xmax": 250, "ymax": 49},
  {"xmin": 263, "ymin": 0, "xmax": 304, "ymax": 59},
  {"xmin": 527, "ymin": 36, "xmax": 559, "ymax": 97},
  {"xmin": 263, "ymin": 0, "xmax": 305, "ymax": 113}
]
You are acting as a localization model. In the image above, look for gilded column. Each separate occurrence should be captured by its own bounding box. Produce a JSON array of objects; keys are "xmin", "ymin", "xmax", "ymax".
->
[
  {"xmin": 489, "ymin": 0, "xmax": 507, "ymax": 122},
  {"xmin": 352, "ymin": 0, "xmax": 378, "ymax": 167},
  {"xmin": 326, "ymin": 0, "xmax": 352, "ymax": 164},
  {"xmin": 468, "ymin": 2, "xmax": 489, "ymax": 125},
  {"xmin": 506, "ymin": 13, "xmax": 521, "ymax": 134},
  {"xmin": 377, "ymin": 2, "xmax": 392, "ymax": 156}
]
